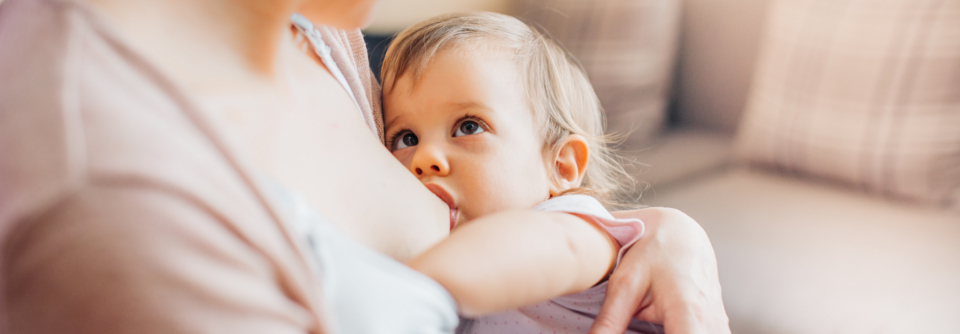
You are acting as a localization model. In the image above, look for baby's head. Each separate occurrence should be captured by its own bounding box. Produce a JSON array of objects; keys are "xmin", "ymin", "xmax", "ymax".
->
[{"xmin": 381, "ymin": 12, "xmax": 626, "ymax": 229}]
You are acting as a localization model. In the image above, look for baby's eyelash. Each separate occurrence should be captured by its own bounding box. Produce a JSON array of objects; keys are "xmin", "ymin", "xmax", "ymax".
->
[
  {"xmin": 453, "ymin": 114, "xmax": 490, "ymax": 134},
  {"xmin": 387, "ymin": 129, "xmax": 411, "ymax": 150}
]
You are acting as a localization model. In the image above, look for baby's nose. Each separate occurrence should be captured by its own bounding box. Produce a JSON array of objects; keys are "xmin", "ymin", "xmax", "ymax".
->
[
  {"xmin": 411, "ymin": 147, "xmax": 450, "ymax": 177},
  {"xmin": 415, "ymin": 165, "xmax": 443, "ymax": 175}
]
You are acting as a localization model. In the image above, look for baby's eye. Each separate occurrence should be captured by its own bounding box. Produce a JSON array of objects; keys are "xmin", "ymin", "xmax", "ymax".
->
[
  {"xmin": 395, "ymin": 132, "xmax": 419, "ymax": 150},
  {"xmin": 454, "ymin": 120, "xmax": 485, "ymax": 137}
]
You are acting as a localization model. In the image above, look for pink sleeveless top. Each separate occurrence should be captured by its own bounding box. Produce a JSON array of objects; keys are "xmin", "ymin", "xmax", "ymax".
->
[{"xmin": 458, "ymin": 195, "xmax": 663, "ymax": 334}]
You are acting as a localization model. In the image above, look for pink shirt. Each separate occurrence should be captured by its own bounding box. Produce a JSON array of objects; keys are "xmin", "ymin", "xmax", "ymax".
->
[
  {"xmin": 457, "ymin": 195, "xmax": 663, "ymax": 334},
  {"xmin": 0, "ymin": 1, "xmax": 379, "ymax": 333}
]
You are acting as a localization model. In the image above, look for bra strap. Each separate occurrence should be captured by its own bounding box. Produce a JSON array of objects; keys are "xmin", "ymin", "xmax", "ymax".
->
[{"xmin": 290, "ymin": 13, "xmax": 363, "ymax": 113}]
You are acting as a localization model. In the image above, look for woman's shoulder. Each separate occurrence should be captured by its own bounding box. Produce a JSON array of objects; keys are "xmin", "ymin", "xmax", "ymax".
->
[
  {"xmin": 0, "ymin": 0, "xmax": 107, "ymax": 224},
  {"xmin": 0, "ymin": 0, "xmax": 313, "ymax": 279},
  {"xmin": 0, "ymin": 0, "xmax": 188, "ymax": 217}
]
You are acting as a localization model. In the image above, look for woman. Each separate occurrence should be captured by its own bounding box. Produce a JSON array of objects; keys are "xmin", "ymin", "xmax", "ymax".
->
[{"xmin": 0, "ymin": 0, "xmax": 728, "ymax": 333}]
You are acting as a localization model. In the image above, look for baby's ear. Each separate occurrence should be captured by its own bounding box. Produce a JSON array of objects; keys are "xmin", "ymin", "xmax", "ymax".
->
[{"xmin": 549, "ymin": 134, "xmax": 590, "ymax": 197}]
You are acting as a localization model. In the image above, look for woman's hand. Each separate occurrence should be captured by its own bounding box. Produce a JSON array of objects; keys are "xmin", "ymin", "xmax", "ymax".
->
[{"xmin": 590, "ymin": 207, "xmax": 730, "ymax": 334}]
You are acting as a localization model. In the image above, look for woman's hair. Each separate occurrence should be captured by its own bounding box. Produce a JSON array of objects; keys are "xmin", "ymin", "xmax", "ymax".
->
[{"xmin": 381, "ymin": 12, "xmax": 632, "ymax": 205}]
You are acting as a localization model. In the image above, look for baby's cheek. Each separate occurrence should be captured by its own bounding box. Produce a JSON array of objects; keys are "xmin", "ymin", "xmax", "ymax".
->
[
  {"xmin": 453, "ymin": 178, "xmax": 501, "ymax": 222},
  {"xmin": 475, "ymin": 169, "xmax": 545, "ymax": 215},
  {"xmin": 391, "ymin": 150, "xmax": 415, "ymax": 174}
]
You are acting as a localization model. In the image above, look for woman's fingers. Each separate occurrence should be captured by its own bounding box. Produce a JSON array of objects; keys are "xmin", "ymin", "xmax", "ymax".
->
[
  {"xmin": 588, "ymin": 254, "xmax": 653, "ymax": 334},
  {"xmin": 658, "ymin": 209, "xmax": 729, "ymax": 334},
  {"xmin": 590, "ymin": 208, "xmax": 663, "ymax": 334},
  {"xmin": 601, "ymin": 207, "xmax": 731, "ymax": 334}
]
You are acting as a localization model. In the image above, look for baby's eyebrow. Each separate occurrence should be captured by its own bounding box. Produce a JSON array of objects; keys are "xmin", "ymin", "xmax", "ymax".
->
[
  {"xmin": 384, "ymin": 115, "xmax": 405, "ymax": 132},
  {"xmin": 449, "ymin": 101, "xmax": 490, "ymax": 112}
]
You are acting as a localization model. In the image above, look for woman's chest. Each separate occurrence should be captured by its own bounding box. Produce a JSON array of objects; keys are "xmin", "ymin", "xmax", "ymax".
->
[{"xmin": 205, "ymin": 63, "xmax": 448, "ymax": 259}]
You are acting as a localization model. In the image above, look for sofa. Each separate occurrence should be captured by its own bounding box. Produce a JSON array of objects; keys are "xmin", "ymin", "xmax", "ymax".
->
[
  {"xmin": 618, "ymin": 0, "xmax": 960, "ymax": 333},
  {"xmin": 366, "ymin": 0, "xmax": 960, "ymax": 332}
]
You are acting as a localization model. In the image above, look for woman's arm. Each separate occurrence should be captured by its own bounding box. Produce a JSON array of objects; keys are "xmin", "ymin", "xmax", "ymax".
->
[
  {"xmin": 590, "ymin": 207, "xmax": 731, "ymax": 334},
  {"xmin": 407, "ymin": 210, "xmax": 619, "ymax": 317},
  {"xmin": 3, "ymin": 187, "xmax": 320, "ymax": 334}
]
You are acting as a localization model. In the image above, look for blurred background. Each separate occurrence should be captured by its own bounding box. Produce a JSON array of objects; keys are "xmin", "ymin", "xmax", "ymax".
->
[{"xmin": 366, "ymin": 0, "xmax": 960, "ymax": 333}]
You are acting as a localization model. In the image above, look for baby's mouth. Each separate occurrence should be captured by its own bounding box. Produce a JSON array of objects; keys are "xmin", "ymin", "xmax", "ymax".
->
[
  {"xmin": 424, "ymin": 183, "xmax": 458, "ymax": 231},
  {"xmin": 448, "ymin": 207, "xmax": 459, "ymax": 231}
]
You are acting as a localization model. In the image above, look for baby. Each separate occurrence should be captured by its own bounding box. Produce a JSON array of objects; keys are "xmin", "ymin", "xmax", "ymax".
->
[{"xmin": 381, "ymin": 12, "xmax": 662, "ymax": 334}]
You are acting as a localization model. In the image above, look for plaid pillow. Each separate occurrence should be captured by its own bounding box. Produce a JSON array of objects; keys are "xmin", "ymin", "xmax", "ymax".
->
[
  {"xmin": 511, "ymin": 0, "xmax": 681, "ymax": 148},
  {"xmin": 736, "ymin": 0, "xmax": 960, "ymax": 205}
]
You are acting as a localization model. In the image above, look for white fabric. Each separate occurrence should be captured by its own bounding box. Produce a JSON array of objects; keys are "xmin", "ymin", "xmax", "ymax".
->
[{"xmin": 269, "ymin": 181, "xmax": 459, "ymax": 334}]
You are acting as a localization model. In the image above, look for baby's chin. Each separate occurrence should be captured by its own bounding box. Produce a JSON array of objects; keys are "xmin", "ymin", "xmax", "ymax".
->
[
  {"xmin": 450, "ymin": 214, "xmax": 468, "ymax": 231},
  {"xmin": 450, "ymin": 209, "xmax": 481, "ymax": 231},
  {"xmin": 449, "ymin": 205, "xmax": 514, "ymax": 230}
]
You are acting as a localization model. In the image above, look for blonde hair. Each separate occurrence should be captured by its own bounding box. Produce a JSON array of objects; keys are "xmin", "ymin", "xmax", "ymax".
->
[{"xmin": 382, "ymin": 12, "xmax": 632, "ymax": 205}]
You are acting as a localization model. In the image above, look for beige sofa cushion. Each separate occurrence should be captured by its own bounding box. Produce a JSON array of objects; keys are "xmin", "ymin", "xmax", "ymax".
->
[
  {"xmin": 649, "ymin": 168, "xmax": 960, "ymax": 334},
  {"xmin": 511, "ymin": 0, "xmax": 681, "ymax": 148},
  {"xmin": 735, "ymin": 0, "xmax": 960, "ymax": 205}
]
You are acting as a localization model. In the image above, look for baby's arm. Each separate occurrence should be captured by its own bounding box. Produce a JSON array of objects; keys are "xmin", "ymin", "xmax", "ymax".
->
[{"xmin": 407, "ymin": 210, "xmax": 620, "ymax": 317}]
